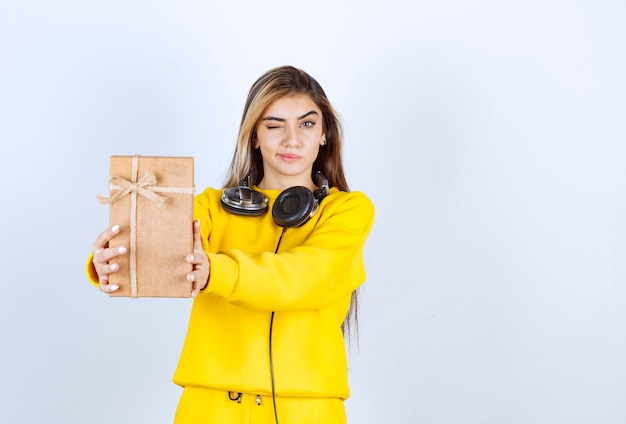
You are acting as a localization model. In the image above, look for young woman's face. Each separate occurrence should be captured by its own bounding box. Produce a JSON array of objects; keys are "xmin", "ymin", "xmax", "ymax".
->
[{"xmin": 255, "ymin": 94, "xmax": 326, "ymax": 191}]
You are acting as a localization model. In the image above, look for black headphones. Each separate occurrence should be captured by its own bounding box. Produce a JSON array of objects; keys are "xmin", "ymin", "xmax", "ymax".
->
[{"xmin": 221, "ymin": 171, "xmax": 329, "ymax": 228}]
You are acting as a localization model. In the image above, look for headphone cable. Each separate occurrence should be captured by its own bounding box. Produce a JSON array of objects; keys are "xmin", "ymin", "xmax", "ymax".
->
[
  {"xmin": 269, "ymin": 227, "xmax": 286, "ymax": 424},
  {"xmin": 269, "ymin": 311, "xmax": 279, "ymax": 424}
]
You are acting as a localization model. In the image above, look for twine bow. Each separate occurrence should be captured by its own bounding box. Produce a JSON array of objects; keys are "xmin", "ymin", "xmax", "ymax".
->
[
  {"xmin": 97, "ymin": 171, "xmax": 167, "ymax": 207},
  {"xmin": 96, "ymin": 155, "xmax": 194, "ymax": 297}
]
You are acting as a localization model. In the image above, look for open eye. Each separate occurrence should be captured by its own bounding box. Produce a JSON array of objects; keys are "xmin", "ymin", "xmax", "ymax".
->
[{"xmin": 300, "ymin": 120, "xmax": 315, "ymax": 128}]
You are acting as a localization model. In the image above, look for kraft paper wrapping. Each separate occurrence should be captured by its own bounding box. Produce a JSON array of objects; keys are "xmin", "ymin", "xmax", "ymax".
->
[{"xmin": 97, "ymin": 155, "xmax": 195, "ymax": 298}]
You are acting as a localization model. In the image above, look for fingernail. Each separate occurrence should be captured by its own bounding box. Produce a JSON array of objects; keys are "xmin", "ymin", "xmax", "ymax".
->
[
  {"xmin": 111, "ymin": 263, "xmax": 118, "ymax": 271},
  {"xmin": 112, "ymin": 225, "xmax": 120, "ymax": 232},
  {"xmin": 118, "ymin": 246, "xmax": 126, "ymax": 254},
  {"xmin": 110, "ymin": 285, "xmax": 119, "ymax": 291},
  {"xmin": 187, "ymin": 274, "xmax": 195, "ymax": 282},
  {"xmin": 187, "ymin": 254, "xmax": 193, "ymax": 262}
]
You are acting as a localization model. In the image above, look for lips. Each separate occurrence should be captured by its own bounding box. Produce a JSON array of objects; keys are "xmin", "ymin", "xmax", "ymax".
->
[{"xmin": 279, "ymin": 153, "xmax": 301, "ymax": 162}]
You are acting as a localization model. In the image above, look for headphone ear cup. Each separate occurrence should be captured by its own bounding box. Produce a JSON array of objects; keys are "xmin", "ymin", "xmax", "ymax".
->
[
  {"xmin": 272, "ymin": 186, "xmax": 316, "ymax": 228},
  {"xmin": 221, "ymin": 187, "xmax": 269, "ymax": 216}
]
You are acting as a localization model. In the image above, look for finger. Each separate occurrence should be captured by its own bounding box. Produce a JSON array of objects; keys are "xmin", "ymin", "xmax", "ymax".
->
[
  {"xmin": 97, "ymin": 256, "xmax": 121, "ymax": 293},
  {"xmin": 192, "ymin": 219, "xmax": 203, "ymax": 252},
  {"xmin": 92, "ymin": 224, "xmax": 120, "ymax": 251},
  {"xmin": 190, "ymin": 277, "xmax": 204, "ymax": 298},
  {"xmin": 186, "ymin": 251, "xmax": 204, "ymax": 266},
  {"xmin": 92, "ymin": 225, "xmax": 123, "ymax": 265},
  {"xmin": 191, "ymin": 283, "xmax": 200, "ymax": 298},
  {"xmin": 95, "ymin": 261, "xmax": 122, "ymax": 277},
  {"xmin": 188, "ymin": 273, "xmax": 199, "ymax": 298},
  {"xmin": 187, "ymin": 270, "xmax": 208, "ymax": 297},
  {"xmin": 92, "ymin": 246, "xmax": 127, "ymax": 283},
  {"xmin": 186, "ymin": 253, "xmax": 209, "ymax": 289},
  {"xmin": 98, "ymin": 275, "xmax": 119, "ymax": 293},
  {"xmin": 187, "ymin": 270, "xmax": 198, "ymax": 285},
  {"xmin": 99, "ymin": 283, "xmax": 120, "ymax": 293},
  {"xmin": 96, "ymin": 245, "xmax": 127, "ymax": 265}
]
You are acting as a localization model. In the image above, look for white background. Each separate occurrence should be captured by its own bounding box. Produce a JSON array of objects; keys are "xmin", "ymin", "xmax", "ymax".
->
[{"xmin": 1, "ymin": 1, "xmax": 625, "ymax": 423}]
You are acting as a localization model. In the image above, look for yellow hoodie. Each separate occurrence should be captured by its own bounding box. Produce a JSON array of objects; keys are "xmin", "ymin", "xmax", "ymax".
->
[{"xmin": 88, "ymin": 185, "xmax": 374, "ymax": 400}]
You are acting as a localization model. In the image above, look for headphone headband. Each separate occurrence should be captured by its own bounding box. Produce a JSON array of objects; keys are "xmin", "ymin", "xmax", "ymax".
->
[{"xmin": 313, "ymin": 171, "xmax": 329, "ymax": 200}]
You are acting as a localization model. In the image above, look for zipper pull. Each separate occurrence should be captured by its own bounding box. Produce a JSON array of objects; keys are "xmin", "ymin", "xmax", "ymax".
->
[{"xmin": 256, "ymin": 394, "xmax": 262, "ymax": 406}]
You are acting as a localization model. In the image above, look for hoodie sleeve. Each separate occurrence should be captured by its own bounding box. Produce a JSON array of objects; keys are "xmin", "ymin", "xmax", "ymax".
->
[{"xmin": 202, "ymin": 191, "xmax": 375, "ymax": 311}]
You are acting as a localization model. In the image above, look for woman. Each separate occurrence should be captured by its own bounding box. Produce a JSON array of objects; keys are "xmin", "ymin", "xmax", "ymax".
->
[{"xmin": 88, "ymin": 65, "xmax": 375, "ymax": 423}]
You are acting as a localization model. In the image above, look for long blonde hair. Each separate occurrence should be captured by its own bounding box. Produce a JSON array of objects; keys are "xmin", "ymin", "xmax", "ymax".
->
[{"xmin": 224, "ymin": 65, "xmax": 358, "ymax": 338}]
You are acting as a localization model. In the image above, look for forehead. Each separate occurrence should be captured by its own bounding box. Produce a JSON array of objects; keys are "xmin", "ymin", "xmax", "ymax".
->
[{"xmin": 262, "ymin": 93, "xmax": 321, "ymax": 117}]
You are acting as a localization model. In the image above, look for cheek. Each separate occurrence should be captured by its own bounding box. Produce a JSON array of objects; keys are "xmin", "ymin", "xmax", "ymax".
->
[
  {"xmin": 254, "ymin": 131, "xmax": 269, "ymax": 149},
  {"xmin": 309, "ymin": 142, "xmax": 322, "ymax": 157}
]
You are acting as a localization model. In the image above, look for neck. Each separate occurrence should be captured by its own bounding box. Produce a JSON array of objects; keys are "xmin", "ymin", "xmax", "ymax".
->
[{"xmin": 257, "ymin": 176, "xmax": 317, "ymax": 192}]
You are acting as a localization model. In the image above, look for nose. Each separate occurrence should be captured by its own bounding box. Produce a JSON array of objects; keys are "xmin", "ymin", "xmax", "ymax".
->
[{"xmin": 282, "ymin": 126, "xmax": 301, "ymax": 147}]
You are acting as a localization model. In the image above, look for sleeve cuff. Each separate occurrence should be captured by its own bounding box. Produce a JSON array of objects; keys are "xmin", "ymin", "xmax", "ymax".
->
[
  {"xmin": 85, "ymin": 253, "xmax": 100, "ymax": 288},
  {"xmin": 204, "ymin": 252, "xmax": 238, "ymax": 299}
]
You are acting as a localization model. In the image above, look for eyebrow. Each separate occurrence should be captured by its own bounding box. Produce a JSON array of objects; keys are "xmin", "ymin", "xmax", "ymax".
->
[{"xmin": 261, "ymin": 110, "xmax": 319, "ymax": 122}]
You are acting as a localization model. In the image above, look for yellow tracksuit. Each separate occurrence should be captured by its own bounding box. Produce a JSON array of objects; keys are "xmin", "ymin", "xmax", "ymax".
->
[{"xmin": 88, "ymin": 186, "xmax": 374, "ymax": 423}]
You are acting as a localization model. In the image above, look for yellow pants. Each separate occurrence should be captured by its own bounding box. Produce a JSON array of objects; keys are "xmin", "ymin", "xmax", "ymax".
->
[{"xmin": 174, "ymin": 387, "xmax": 346, "ymax": 424}]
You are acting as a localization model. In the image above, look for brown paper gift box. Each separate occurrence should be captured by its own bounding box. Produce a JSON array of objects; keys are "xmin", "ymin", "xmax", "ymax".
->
[{"xmin": 98, "ymin": 155, "xmax": 195, "ymax": 297}]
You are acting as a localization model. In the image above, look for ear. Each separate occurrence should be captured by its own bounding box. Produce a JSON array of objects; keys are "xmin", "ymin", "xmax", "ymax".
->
[{"xmin": 321, "ymin": 133, "xmax": 327, "ymax": 146}]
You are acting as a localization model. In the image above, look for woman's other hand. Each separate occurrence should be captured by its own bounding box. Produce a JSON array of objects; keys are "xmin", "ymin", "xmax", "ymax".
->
[
  {"xmin": 187, "ymin": 219, "xmax": 210, "ymax": 297},
  {"xmin": 91, "ymin": 225, "xmax": 126, "ymax": 293}
]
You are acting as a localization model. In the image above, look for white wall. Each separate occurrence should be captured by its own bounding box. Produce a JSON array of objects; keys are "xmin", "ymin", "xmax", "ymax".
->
[{"xmin": 1, "ymin": 1, "xmax": 624, "ymax": 423}]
